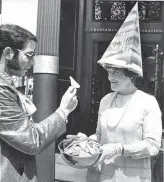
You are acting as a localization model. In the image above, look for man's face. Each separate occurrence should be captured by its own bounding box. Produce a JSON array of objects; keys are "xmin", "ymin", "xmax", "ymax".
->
[{"xmin": 9, "ymin": 40, "xmax": 36, "ymax": 77}]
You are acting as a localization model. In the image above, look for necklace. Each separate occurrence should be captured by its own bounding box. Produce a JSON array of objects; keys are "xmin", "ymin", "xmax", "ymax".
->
[
  {"xmin": 114, "ymin": 88, "xmax": 137, "ymax": 108},
  {"xmin": 105, "ymin": 89, "xmax": 137, "ymax": 131}
]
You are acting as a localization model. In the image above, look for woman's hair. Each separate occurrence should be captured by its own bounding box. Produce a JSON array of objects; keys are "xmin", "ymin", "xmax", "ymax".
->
[
  {"xmin": 0, "ymin": 24, "xmax": 37, "ymax": 56},
  {"xmin": 124, "ymin": 69, "xmax": 138, "ymax": 83}
]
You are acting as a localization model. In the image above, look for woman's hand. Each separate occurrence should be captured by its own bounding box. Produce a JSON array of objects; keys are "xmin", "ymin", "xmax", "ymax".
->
[
  {"xmin": 89, "ymin": 134, "xmax": 99, "ymax": 142},
  {"xmin": 59, "ymin": 86, "xmax": 78, "ymax": 116},
  {"xmin": 96, "ymin": 143, "xmax": 123, "ymax": 165},
  {"xmin": 66, "ymin": 132, "xmax": 87, "ymax": 139}
]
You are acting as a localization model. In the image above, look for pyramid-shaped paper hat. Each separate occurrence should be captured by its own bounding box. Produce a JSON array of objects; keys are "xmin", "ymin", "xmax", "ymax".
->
[{"xmin": 98, "ymin": 2, "xmax": 143, "ymax": 77}]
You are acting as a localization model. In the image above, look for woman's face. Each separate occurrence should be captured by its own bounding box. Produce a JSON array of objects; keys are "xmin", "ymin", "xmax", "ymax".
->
[
  {"xmin": 8, "ymin": 40, "xmax": 36, "ymax": 77},
  {"xmin": 107, "ymin": 67, "xmax": 132, "ymax": 93}
]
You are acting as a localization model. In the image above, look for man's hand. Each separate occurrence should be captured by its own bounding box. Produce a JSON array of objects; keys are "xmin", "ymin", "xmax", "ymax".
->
[{"xmin": 59, "ymin": 86, "xmax": 78, "ymax": 116}]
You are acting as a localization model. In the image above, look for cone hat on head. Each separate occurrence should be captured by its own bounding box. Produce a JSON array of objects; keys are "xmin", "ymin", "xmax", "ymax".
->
[{"xmin": 98, "ymin": 2, "xmax": 143, "ymax": 77}]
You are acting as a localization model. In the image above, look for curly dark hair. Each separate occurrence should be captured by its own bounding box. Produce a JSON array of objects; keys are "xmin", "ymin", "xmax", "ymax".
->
[
  {"xmin": 0, "ymin": 24, "xmax": 37, "ymax": 56},
  {"xmin": 124, "ymin": 69, "xmax": 138, "ymax": 83}
]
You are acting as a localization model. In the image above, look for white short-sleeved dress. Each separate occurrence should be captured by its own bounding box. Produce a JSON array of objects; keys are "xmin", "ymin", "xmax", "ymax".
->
[{"xmin": 87, "ymin": 90, "xmax": 162, "ymax": 182}]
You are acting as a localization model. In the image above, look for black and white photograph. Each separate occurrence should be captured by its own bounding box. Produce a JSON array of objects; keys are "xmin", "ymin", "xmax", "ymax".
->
[{"xmin": 0, "ymin": 1, "xmax": 164, "ymax": 182}]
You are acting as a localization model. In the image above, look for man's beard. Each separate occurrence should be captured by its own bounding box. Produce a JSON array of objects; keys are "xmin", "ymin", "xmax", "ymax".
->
[{"xmin": 7, "ymin": 58, "xmax": 21, "ymax": 71}]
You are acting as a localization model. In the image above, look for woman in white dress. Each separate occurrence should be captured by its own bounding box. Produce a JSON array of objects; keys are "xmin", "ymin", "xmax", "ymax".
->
[
  {"xmin": 86, "ymin": 67, "xmax": 162, "ymax": 182},
  {"xmin": 86, "ymin": 3, "xmax": 162, "ymax": 181}
]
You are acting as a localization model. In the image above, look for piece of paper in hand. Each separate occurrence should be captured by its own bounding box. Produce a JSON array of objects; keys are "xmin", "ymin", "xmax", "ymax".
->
[{"xmin": 69, "ymin": 76, "xmax": 80, "ymax": 88}]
